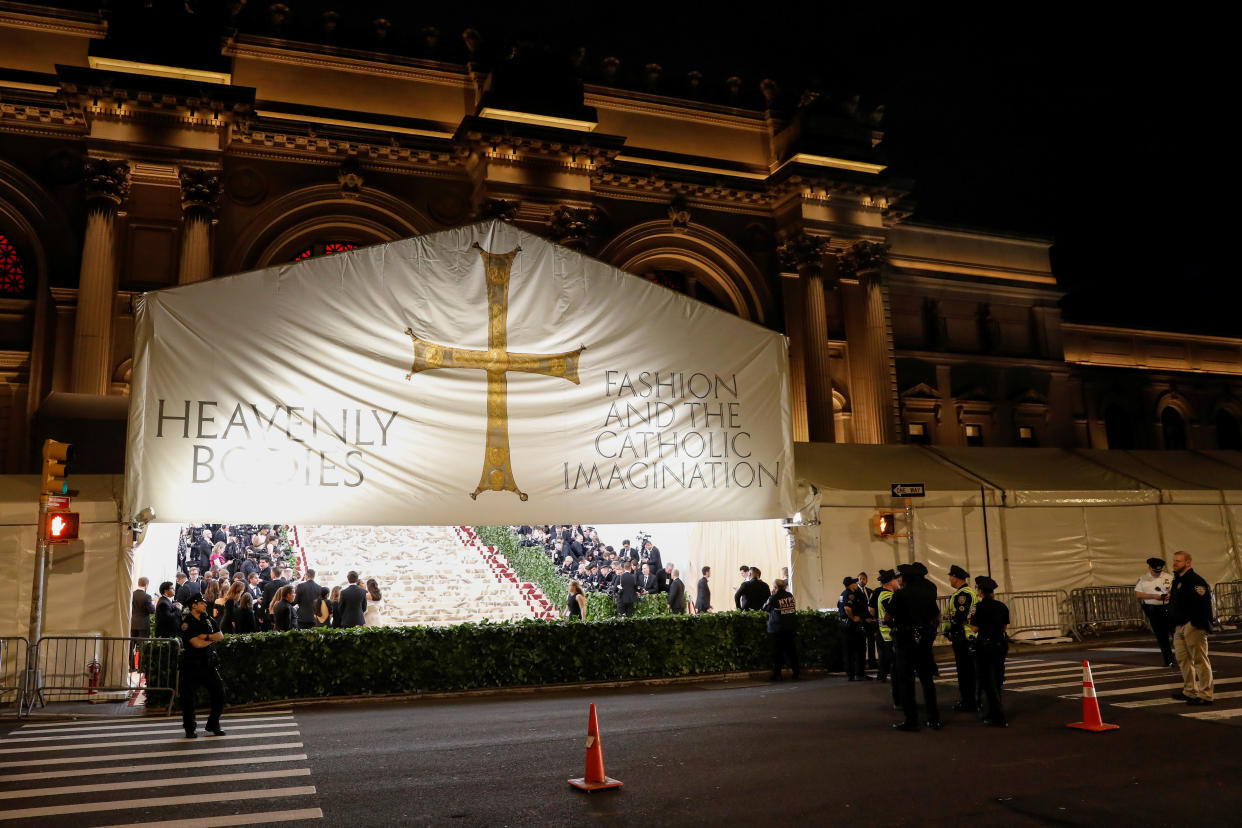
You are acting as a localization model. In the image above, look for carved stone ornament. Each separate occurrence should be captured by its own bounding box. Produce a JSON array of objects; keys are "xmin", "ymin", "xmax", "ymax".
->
[
  {"xmin": 179, "ymin": 167, "xmax": 222, "ymax": 221},
  {"xmin": 479, "ymin": 198, "xmax": 520, "ymax": 223},
  {"xmin": 545, "ymin": 205, "xmax": 600, "ymax": 249},
  {"xmin": 82, "ymin": 158, "xmax": 130, "ymax": 210},
  {"xmin": 776, "ymin": 230, "xmax": 830, "ymax": 273},
  {"xmin": 837, "ymin": 239, "xmax": 887, "ymax": 281},
  {"xmin": 668, "ymin": 191, "xmax": 691, "ymax": 232},
  {"xmin": 337, "ymin": 157, "xmax": 364, "ymax": 199}
]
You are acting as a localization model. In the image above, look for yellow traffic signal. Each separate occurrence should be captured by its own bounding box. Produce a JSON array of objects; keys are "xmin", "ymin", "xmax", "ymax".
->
[
  {"xmin": 872, "ymin": 512, "xmax": 896, "ymax": 537},
  {"xmin": 46, "ymin": 511, "xmax": 80, "ymax": 542},
  {"xmin": 41, "ymin": 439, "xmax": 73, "ymax": 496}
]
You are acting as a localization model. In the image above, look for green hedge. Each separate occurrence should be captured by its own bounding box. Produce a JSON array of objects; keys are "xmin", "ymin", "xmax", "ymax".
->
[
  {"xmin": 474, "ymin": 525, "xmax": 666, "ymax": 619},
  {"xmin": 198, "ymin": 610, "xmax": 840, "ymax": 705}
]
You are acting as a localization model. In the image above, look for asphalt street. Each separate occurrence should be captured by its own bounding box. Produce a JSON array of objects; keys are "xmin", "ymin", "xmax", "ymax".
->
[{"xmin": 3, "ymin": 630, "xmax": 1242, "ymax": 826}]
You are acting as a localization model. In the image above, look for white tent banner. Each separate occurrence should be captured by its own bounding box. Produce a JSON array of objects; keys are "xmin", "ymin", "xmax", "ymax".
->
[{"xmin": 125, "ymin": 221, "xmax": 795, "ymax": 525}]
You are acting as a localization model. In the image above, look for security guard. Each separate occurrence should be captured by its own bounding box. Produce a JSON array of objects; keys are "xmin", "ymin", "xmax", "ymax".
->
[
  {"xmin": 179, "ymin": 594, "xmax": 226, "ymax": 738},
  {"xmin": 872, "ymin": 569, "xmax": 901, "ymax": 709},
  {"xmin": 943, "ymin": 564, "xmax": 978, "ymax": 713},
  {"xmin": 837, "ymin": 577, "xmax": 871, "ymax": 681},
  {"xmin": 1134, "ymin": 557, "xmax": 1176, "ymax": 667},
  {"xmin": 887, "ymin": 562, "xmax": 941, "ymax": 731}
]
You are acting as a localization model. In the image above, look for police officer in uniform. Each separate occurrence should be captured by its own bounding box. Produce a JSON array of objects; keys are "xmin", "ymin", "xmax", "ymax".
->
[
  {"xmin": 943, "ymin": 564, "xmax": 978, "ymax": 713},
  {"xmin": 969, "ymin": 576, "xmax": 1009, "ymax": 727},
  {"xmin": 872, "ymin": 569, "xmax": 901, "ymax": 709},
  {"xmin": 1135, "ymin": 557, "xmax": 1176, "ymax": 667},
  {"xmin": 179, "ymin": 594, "xmax": 227, "ymax": 738},
  {"xmin": 763, "ymin": 578, "xmax": 799, "ymax": 680},
  {"xmin": 887, "ymin": 562, "xmax": 941, "ymax": 731},
  {"xmin": 1168, "ymin": 550, "xmax": 1214, "ymax": 705},
  {"xmin": 837, "ymin": 577, "xmax": 871, "ymax": 681}
]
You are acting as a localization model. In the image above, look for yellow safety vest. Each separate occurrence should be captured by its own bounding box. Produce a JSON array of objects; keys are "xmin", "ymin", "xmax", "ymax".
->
[{"xmin": 943, "ymin": 585, "xmax": 978, "ymax": 639}]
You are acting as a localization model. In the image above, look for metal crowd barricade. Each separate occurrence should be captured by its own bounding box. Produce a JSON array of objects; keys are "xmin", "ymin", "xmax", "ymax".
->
[
  {"xmin": 1213, "ymin": 580, "xmax": 1242, "ymax": 625},
  {"xmin": 1070, "ymin": 586, "xmax": 1148, "ymax": 638},
  {"xmin": 0, "ymin": 637, "xmax": 29, "ymax": 710},
  {"xmin": 22, "ymin": 635, "xmax": 181, "ymax": 717},
  {"xmin": 996, "ymin": 589, "xmax": 1076, "ymax": 640}
]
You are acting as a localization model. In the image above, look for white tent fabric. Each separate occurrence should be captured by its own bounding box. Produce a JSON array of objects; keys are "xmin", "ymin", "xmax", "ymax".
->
[
  {"xmin": 125, "ymin": 220, "xmax": 795, "ymax": 527},
  {"xmin": 794, "ymin": 444, "xmax": 1242, "ymax": 600},
  {"xmin": 0, "ymin": 475, "xmax": 129, "ymax": 641}
]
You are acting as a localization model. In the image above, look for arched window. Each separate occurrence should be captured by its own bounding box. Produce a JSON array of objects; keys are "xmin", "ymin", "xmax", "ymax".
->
[
  {"xmin": 1161, "ymin": 406, "xmax": 1187, "ymax": 450},
  {"xmin": 1104, "ymin": 403, "xmax": 1134, "ymax": 450},
  {"xmin": 293, "ymin": 241, "xmax": 358, "ymax": 261},
  {"xmin": 643, "ymin": 269, "xmax": 730, "ymax": 313},
  {"xmin": 1217, "ymin": 409, "xmax": 1242, "ymax": 450},
  {"xmin": 0, "ymin": 233, "xmax": 24, "ymax": 294}
]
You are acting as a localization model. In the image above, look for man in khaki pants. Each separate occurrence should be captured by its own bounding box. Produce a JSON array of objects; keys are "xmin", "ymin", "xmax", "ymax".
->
[{"xmin": 1167, "ymin": 550, "xmax": 1214, "ymax": 705}]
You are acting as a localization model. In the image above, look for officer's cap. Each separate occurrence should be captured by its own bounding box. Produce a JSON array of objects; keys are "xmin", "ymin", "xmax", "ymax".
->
[
  {"xmin": 976, "ymin": 576, "xmax": 998, "ymax": 592},
  {"xmin": 188, "ymin": 594, "xmax": 207, "ymax": 606},
  {"xmin": 1147, "ymin": 557, "xmax": 1166, "ymax": 571},
  {"xmin": 898, "ymin": 562, "xmax": 928, "ymax": 577},
  {"xmin": 842, "ymin": 576, "xmax": 858, "ymax": 587},
  {"xmin": 948, "ymin": 564, "xmax": 969, "ymax": 580},
  {"xmin": 878, "ymin": 569, "xmax": 897, "ymax": 583}
]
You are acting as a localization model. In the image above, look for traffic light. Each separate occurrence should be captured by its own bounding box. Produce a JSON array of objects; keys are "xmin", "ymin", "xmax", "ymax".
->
[
  {"xmin": 872, "ymin": 512, "xmax": 896, "ymax": 537},
  {"xmin": 46, "ymin": 511, "xmax": 80, "ymax": 542},
  {"xmin": 41, "ymin": 439, "xmax": 73, "ymax": 496}
]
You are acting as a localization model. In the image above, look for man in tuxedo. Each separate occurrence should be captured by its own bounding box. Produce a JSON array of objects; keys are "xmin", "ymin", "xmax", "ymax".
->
[
  {"xmin": 154, "ymin": 581, "xmax": 181, "ymax": 639},
  {"xmin": 212, "ymin": 524, "xmax": 228, "ymax": 545},
  {"xmin": 642, "ymin": 539, "xmax": 662, "ymax": 573},
  {"xmin": 174, "ymin": 570, "xmax": 202, "ymax": 606},
  {"xmin": 294, "ymin": 569, "xmax": 322, "ymax": 628},
  {"xmin": 695, "ymin": 566, "xmax": 712, "ymax": 613},
  {"xmin": 617, "ymin": 562, "xmax": 638, "ymax": 618},
  {"xmin": 737, "ymin": 566, "xmax": 772, "ymax": 611},
  {"xmin": 619, "ymin": 540, "xmax": 636, "ymax": 563},
  {"xmin": 245, "ymin": 572, "xmax": 263, "ymax": 603},
  {"xmin": 259, "ymin": 568, "xmax": 290, "ymax": 630},
  {"xmin": 131, "ymin": 577, "xmax": 155, "ymax": 640},
  {"xmin": 658, "ymin": 563, "xmax": 673, "ymax": 593},
  {"xmin": 667, "ymin": 569, "xmax": 686, "ymax": 614},
  {"xmin": 337, "ymin": 571, "xmax": 368, "ymax": 628},
  {"xmin": 257, "ymin": 557, "xmax": 274, "ymax": 583},
  {"xmin": 639, "ymin": 563, "xmax": 660, "ymax": 595}
]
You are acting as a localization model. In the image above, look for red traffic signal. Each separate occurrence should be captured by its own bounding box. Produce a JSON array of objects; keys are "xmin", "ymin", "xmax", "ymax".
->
[{"xmin": 46, "ymin": 511, "xmax": 80, "ymax": 543}]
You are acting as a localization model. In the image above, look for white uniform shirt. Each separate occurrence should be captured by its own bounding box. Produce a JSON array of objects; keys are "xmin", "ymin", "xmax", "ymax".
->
[{"xmin": 1134, "ymin": 570, "xmax": 1173, "ymax": 605}]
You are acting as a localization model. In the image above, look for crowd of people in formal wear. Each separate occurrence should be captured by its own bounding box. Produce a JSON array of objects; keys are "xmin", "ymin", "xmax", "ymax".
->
[{"xmin": 131, "ymin": 524, "xmax": 390, "ymax": 644}]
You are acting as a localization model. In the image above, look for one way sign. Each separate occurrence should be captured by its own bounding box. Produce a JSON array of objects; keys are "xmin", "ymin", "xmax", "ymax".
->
[{"xmin": 891, "ymin": 483, "xmax": 926, "ymax": 498}]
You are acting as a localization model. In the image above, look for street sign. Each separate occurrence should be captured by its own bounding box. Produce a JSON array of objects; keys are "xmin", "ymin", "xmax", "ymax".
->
[
  {"xmin": 47, "ymin": 495, "xmax": 70, "ymax": 510},
  {"xmin": 891, "ymin": 483, "xmax": 926, "ymax": 498}
]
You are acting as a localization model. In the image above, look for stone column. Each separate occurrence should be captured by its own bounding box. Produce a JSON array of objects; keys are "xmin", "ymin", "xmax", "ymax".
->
[
  {"xmin": 71, "ymin": 159, "xmax": 129, "ymax": 395},
  {"xmin": 178, "ymin": 168, "xmax": 221, "ymax": 284},
  {"xmin": 780, "ymin": 231, "xmax": 835, "ymax": 443},
  {"xmin": 840, "ymin": 241, "xmax": 895, "ymax": 444}
]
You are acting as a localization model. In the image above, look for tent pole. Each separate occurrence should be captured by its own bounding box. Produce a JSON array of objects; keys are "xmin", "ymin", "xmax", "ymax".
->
[{"xmin": 980, "ymin": 485, "xmax": 992, "ymax": 577}]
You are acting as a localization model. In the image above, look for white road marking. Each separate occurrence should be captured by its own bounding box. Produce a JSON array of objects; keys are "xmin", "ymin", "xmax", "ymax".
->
[
  {"xmin": 0, "ymin": 730, "xmax": 300, "ymax": 754},
  {"xmin": 0, "ymin": 785, "xmax": 317, "ymax": 822},
  {"xmin": 1002, "ymin": 666, "xmax": 1163, "ymax": 685},
  {"xmin": 1182, "ymin": 707, "xmax": 1242, "ymax": 720},
  {"xmin": 98, "ymin": 807, "xmax": 324, "ymax": 828},
  {"xmin": 1111, "ymin": 690, "xmax": 1242, "ymax": 709},
  {"xmin": 0, "ymin": 741, "xmax": 303, "ymax": 769},
  {"xmin": 0, "ymin": 768, "xmax": 309, "ymax": 801},
  {"xmin": 18, "ymin": 710, "xmax": 292, "ymax": 728},
  {"xmin": 1023, "ymin": 676, "xmax": 1242, "ymax": 696},
  {"xmin": 0, "ymin": 753, "xmax": 308, "ymax": 782},
  {"xmin": 0, "ymin": 722, "xmax": 294, "ymax": 743},
  {"xmin": 18, "ymin": 715, "xmax": 294, "ymax": 735},
  {"xmin": 1088, "ymin": 647, "xmax": 1161, "ymax": 653}
]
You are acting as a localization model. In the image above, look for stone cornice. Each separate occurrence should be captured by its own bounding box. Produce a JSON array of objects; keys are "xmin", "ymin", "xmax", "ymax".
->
[
  {"xmin": 229, "ymin": 128, "xmax": 464, "ymax": 173},
  {"xmin": 0, "ymin": 3, "xmax": 105, "ymax": 38},
  {"xmin": 584, "ymin": 87, "xmax": 766, "ymax": 131},
  {"xmin": 1061, "ymin": 322, "xmax": 1242, "ymax": 348},
  {"xmin": 895, "ymin": 348, "xmax": 1071, "ymax": 372},
  {"xmin": 224, "ymin": 37, "xmax": 472, "ymax": 90}
]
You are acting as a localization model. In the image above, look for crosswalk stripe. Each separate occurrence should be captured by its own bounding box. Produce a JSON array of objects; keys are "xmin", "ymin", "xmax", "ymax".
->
[
  {"xmin": 0, "ymin": 785, "xmax": 317, "ymax": 822},
  {"xmin": 1002, "ymin": 666, "xmax": 1164, "ymax": 685},
  {"xmin": 0, "ymin": 768, "xmax": 310, "ymax": 801},
  {"xmin": 98, "ymin": 806, "xmax": 324, "ymax": 828},
  {"xmin": 19, "ymin": 715, "xmax": 294, "ymax": 735},
  {"xmin": 1113, "ymin": 690, "xmax": 1242, "ymax": 709},
  {"xmin": 0, "ymin": 753, "xmax": 308, "ymax": 783},
  {"xmin": 1182, "ymin": 707, "xmax": 1242, "ymax": 720},
  {"xmin": 18, "ymin": 710, "xmax": 293, "ymax": 728},
  {"xmin": 0, "ymin": 741, "xmax": 303, "ymax": 769},
  {"xmin": 1022, "ymin": 675, "xmax": 1242, "ymax": 696},
  {"xmin": 0, "ymin": 722, "xmax": 294, "ymax": 744},
  {"xmin": 0, "ymin": 730, "xmax": 300, "ymax": 755},
  {"xmin": 936, "ymin": 658, "xmax": 1042, "ymax": 674}
]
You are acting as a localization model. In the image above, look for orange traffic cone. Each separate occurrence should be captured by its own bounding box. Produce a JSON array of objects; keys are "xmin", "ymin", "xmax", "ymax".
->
[
  {"xmin": 1068, "ymin": 660, "xmax": 1119, "ymax": 732},
  {"xmin": 568, "ymin": 703, "xmax": 623, "ymax": 792}
]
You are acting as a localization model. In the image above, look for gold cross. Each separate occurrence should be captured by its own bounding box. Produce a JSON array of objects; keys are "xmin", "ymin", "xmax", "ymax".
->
[{"xmin": 404, "ymin": 243, "xmax": 585, "ymax": 501}]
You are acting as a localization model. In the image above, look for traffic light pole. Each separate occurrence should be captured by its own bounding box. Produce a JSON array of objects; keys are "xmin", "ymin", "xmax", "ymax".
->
[
  {"xmin": 905, "ymin": 497, "xmax": 915, "ymax": 562},
  {"xmin": 22, "ymin": 494, "xmax": 50, "ymax": 714}
]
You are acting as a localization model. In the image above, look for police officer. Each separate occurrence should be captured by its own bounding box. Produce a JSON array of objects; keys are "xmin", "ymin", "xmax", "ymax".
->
[
  {"xmin": 763, "ymin": 578, "xmax": 800, "ymax": 680},
  {"xmin": 887, "ymin": 562, "xmax": 941, "ymax": 731},
  {"xmin": 943, "ymin": 564, "xmax": 978, "ymax": 713},
  {"xmin": 179, "ymin": 594, "xmax": 226, "ymax": 738},
  {"xmin": 872, "ymin": 569, "xmax": 901, "ymax": 709},
  {"xmin": 837, "ymin": 576, "xmax": 871, "ymax": 681},
  {"xmin": 1135, "ymin": 557, "xmax": 1176, "ymax": 667},
  {"xmin": 1167, "ymin": 550, "xmax": 1214, "ymax": 705},
  {"xmin": 969, "ymin": 576, "xmax": 1009, "ymax": 727}
]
